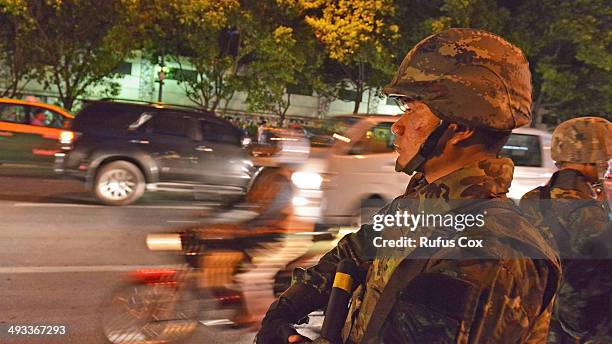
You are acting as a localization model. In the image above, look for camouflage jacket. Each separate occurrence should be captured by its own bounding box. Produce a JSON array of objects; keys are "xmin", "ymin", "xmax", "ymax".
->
[
  {"xmin": 520, "ymin": 169, "xmax": 608, "ymax": 256},
  {"xmin": 288, "ymin": 157, "xmax": 561, "ymax": 343},
  {"xmin": 520, "ymin": 169, "xmax": 611, "ymax": 343}
]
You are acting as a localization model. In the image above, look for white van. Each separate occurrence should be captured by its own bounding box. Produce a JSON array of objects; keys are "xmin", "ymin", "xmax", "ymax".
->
[{"xmin": 291, "ymin": 115, "xmax": 556, "ymax": 227}]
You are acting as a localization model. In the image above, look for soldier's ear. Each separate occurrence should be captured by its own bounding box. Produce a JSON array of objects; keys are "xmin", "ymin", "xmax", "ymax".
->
[{"xmin": 448, "ymin": 124, "xmax": 476, "ymax": 146}]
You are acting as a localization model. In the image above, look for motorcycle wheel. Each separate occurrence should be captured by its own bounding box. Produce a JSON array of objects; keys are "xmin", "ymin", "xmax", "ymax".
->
[{"xmin": 99, "ymin": 282, "xmax": 200, "ymax": 344}]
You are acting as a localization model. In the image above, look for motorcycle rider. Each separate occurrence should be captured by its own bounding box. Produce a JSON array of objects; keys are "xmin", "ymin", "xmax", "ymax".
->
[
  {"xmin": 197, "ymin": 129, "xmax": 311, "ymax": 327},
  {"xmin": 520, "ymin": 117, "xmax": 611, "ymax": 343},
  {"xmin": 255, "ymin": 28, "xmax": 561, "ymax": 344}
]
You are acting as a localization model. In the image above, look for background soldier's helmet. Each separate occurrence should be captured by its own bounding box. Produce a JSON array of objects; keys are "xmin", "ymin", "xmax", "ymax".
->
[
  {"xmin": 551, "ymin": 117, "xmax": 612, "ymax": 164},
  {"xmin": 383, "ymin": 28, "xmax": 532, "ymax": 131}
]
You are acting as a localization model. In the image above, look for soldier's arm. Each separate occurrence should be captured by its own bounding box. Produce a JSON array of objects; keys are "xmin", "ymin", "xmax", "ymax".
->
[
  {"xmin": 271, "ymin": 200, "xmax": 396, "ymax": 321},
  {"xmin": 295, "ymin": 221, "xmax": 375, "ymax": 302}
]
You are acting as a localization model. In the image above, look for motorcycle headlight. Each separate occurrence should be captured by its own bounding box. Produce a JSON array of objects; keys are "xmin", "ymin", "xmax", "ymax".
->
[
  {"xmin": 146, "ymin": 234, "xmax": 182, "ymax": 251},
  {"xmin": 291, "ymin": 171, "xmax": 323, "ymax": 189}
]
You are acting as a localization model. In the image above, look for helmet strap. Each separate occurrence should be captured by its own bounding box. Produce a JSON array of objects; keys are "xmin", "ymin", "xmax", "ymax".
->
[{"xmin": 396, "ymin": 121, "xmax": 450, "ymax": 175}]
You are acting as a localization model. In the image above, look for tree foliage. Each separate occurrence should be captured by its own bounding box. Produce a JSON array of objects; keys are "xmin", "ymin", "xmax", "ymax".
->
[
  {"xmin": 127, "ymin": 0, "xmax": 250, "ymax": 111},
  {"xmin": 511, "ymin": 0, "xmax": 611, "ymax": 123},
  {"xmin": 243, "ymin": 0, "xmax": 325, "ymax": 124},
  {"xmin": 297, "ymin": 0, "xmax": 400, "ymax": 113},
  {"xmin": 0, "ymin": 4, "xmax": 38, "ymax": 98},
  {"xmin": 394, "ymin": 0, "xmax": 611, "ymax": 124},
  {"xmin": 1, "ymin": 0, "xmax": 137, "ymax": 111},
  {"xmin": 0, "ymin": 0, "xmax": 608, "ymax": 123}
]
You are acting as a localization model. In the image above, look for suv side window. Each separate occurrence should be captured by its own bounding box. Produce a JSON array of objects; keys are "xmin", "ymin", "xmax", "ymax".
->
[
  {"xmin": 200, "ymin": 119, "xmax": 241, "ymax": 145},
  {"xmin": 29, "ymin": 106, "xmax": 69, "ymax": 128},
  {"xmin": 349, "ymin": 122, "xmax": 395, "ymax": 155},
  {"xmin": 148, "ymin": 114, "xmax": 190, "ymax": 138},
  {"xmin": 75, "ymin": 103, "xmax": 146, "ymax": 131},
  {"xmin": 0, "ymin": 104, "xmax": 28, "ymax": 124},
  {"xmin": 500, "ymin": 133, "xmax": 542, "ymax": 167}
]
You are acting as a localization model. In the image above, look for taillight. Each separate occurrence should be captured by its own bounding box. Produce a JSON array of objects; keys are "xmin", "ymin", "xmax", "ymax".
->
[
  {"xmin": 59, "ymin": 130, "xmax": 75, "ymax": 145},
  {"xmin": 129, "ymin": 269, "xmax": 178, "ymax": 285}
]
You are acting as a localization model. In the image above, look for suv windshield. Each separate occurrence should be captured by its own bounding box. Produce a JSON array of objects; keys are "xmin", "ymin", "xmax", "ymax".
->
[{"xmin": 500, "ymin": 133, "xmax": 542, "ymax": 167}]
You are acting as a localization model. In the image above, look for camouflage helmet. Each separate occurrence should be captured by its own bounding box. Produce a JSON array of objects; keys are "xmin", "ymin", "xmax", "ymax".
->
[
  {"xmin": 551, "ymin": 117, "xmax": 612, "ymax": 164},
  {"xmin": 383, "ymin": 28, "xmax": 532, "ymax": 131}
]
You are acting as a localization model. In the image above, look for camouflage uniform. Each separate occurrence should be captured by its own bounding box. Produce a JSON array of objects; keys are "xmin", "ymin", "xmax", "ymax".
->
[
  {"xmin": 291, "ymin": 157, "xmax": 560, "ymax": 343},
  {"xmin": 520, "ymin": 169, "xmax": 608, "ymax": 258},
  {"xmin": 520, "ymin": 117, "xmax": 612, "ymax": 343}
]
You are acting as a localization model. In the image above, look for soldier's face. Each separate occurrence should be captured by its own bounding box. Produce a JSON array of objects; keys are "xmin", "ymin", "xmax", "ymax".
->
[{"xmin": 391, "ymin": 101, "xmax": 442, "ymax": 170}]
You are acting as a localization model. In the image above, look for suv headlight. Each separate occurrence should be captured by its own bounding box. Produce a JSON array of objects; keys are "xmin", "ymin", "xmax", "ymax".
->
[{"xmin": 291, "ymin": 171, "xmax": 323, "ymax": 189}]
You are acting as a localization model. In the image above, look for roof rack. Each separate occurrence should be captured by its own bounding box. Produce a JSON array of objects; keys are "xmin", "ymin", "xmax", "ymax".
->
[{"xmin": 94, "ymin": 98, "xmax": 212, "ymax": 113}]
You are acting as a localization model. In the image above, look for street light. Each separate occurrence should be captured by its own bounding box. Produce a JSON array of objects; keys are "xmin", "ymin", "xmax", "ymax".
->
[{"xmin": 156, "ymin": 55, "xmax": 166, "ymax": 102}]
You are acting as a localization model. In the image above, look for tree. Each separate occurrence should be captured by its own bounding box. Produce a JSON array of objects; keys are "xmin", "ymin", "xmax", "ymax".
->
[
  {"xmin": 0, "ymin": 0, "xmax": 38, "ymax": 98},
  {"xmin": 510, "ymin": 0, "xmax": 611, "ymax": 124},
  {"xmin": 171, "ymin": 1, "xmax": 251, "ymax": 112},
  {"xmin": 0, "ymin": 13, "xmax": 34, "ymax": 97},
  {"xmin": 131, "ymin": 0, "xmax": 252, "ymax": 112},
  {"xmin": 243, "ymin": 0, "xmax": 325, "ymax": 124},
  {"xmin": 8, "ymin": 0, "xmax": 138, "ymax": 111},
  {"xmin": 245, "ymin": 27, "xmax": 303, "ymax": 125},
  {"xmin": 298, "ymin": 0, "xmax": 400, "ymax": 113}
]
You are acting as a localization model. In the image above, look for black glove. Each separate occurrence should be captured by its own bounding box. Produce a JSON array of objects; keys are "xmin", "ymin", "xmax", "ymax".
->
[
  {"xmin": 256, "ymin": 283, "xmax": 323, "ymax": 344},
  {"xmin": 255, "ymin": 316, "xmax": 311, "ymax": 344}
]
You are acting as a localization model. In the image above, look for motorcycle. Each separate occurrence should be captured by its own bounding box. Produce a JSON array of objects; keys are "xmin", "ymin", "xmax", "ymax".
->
[
  {"xmin": 99, "ymin": 228, "xmax": 271, "ymax": 344},
  {"xmin": 99, "ymin": 227, "xmax": 332, "ymax": 344}
]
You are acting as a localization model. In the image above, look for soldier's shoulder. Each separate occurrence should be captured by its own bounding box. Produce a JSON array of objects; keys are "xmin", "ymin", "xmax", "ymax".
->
[
  {"xmin": 550, "ymin": 169, "xmax": 594, "ymax": 199},
  {"xmin": 469, "ymin": 204, "xmax": 560, "ymax": 268},
  {"xmin": 550, "ymin": 187, "xmax": 593, "ymax": 200},
  {"xmin": 520, "ymin": 187, "xmax": 543, "ymax": 201}
]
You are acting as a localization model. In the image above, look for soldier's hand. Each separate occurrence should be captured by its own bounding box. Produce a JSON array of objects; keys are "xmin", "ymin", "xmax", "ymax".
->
[
  {"xmin": 255, "ymin": 318, "xmax": 311, "ymax": 343},
  {"xmin": 257, "ymin": 284, "xmax": 322, "ymax": 344},
  {"xmin": 288, "ymin": 334, "xmax": 311, "ymax": 343}
]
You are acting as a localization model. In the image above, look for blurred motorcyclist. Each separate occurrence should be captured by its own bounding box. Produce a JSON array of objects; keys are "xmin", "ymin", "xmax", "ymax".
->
[{"xmin": 196, "ymin": 128, "xmax": 312, "ymax": 327}]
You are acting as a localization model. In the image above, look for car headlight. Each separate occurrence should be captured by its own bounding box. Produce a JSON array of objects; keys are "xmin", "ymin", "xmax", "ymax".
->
[
  {"xmin": 291, "ymin": 171, "xmax": 323, "ymax": 189},
  {"xmin": 292, "ymin": 196, "xmax": 310, "ymax": 206}
]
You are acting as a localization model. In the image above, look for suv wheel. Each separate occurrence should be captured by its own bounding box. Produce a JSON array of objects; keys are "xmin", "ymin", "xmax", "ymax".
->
[{"xmin": 94, "ymin": 161, "xmax": 145, "ymax": 206}]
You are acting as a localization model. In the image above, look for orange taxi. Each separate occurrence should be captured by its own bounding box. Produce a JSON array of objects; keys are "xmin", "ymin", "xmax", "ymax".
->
[{"xmin": 0, "ymin": 98, "xmax": 74, "ymax": 168}]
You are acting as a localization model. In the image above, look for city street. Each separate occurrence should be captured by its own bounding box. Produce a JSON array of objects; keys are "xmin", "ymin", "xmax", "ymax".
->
[
  {"xmin": 0, "ymin": 170, "xmax": 319, "ymax": 343},
  {"xmin": 1, "ymin": 0, "xmax": 609, "ymax": 341}
]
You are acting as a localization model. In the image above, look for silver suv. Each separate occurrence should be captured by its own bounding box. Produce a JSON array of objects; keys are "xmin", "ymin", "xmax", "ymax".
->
[{"xmin": 55, "ymin": 100, "xmax": 258, "ymax": 206}]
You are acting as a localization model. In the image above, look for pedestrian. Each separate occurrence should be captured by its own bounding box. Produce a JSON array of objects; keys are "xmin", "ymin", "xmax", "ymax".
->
[
  {"xmin": 520, "ymin": 117, "xmax": 611, "ymax": 343},
  {"xmin": 258, "ymin": 120, "xmax": 268, "ymax": 144},
  {"xmin": 256, "ymin": 28, "xmax": 561, "ymax": 344}
]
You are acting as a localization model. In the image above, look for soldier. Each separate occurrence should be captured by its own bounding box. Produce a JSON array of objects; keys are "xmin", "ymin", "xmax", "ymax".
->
[
  {"xmin": 256, "ymin": 28, "xmax": 561, "ymax": 344},
  {"xmin": 520, "ymin": 117, "xmax": 612, "ymax": 343}
]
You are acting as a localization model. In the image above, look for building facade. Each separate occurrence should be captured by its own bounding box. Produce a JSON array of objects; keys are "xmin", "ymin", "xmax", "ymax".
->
[{"xmin": 8, "ymin": 52, "xmax": 400, "ymax": 122}]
